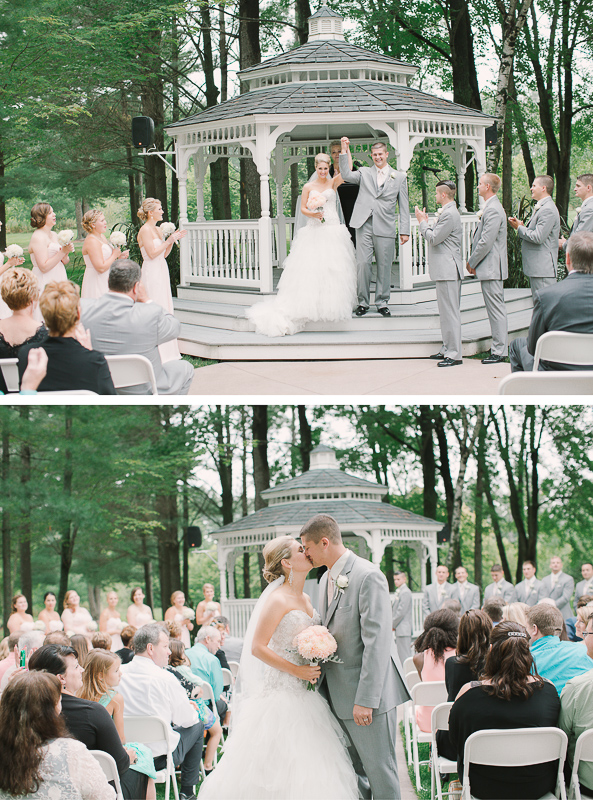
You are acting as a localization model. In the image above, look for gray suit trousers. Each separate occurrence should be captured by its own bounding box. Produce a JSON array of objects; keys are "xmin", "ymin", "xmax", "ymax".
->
[
  {"xmin": 395, "ymin": 635, "xmax": 412, "ymax": 669},
  {"xmin": 509, "ymin": 336, "xmax": 534, "ymax": 372},
  {"xmin": 436, "ymin": 278, "xmax": 462, "ymax": 360},
  {"xmin": 339, "ymin": 708, "xmax": 400, "ymax": 800},
  {"xmin": 529, "ymin": 276, "xmax": 556, "ymax": 300},
  {"xmin": 481, "ymin": 279, "xmax": 508, "ymax": 356},
  {"xmin": 356, "ymin": 218, "xmax": 396, "ymax": 309}
]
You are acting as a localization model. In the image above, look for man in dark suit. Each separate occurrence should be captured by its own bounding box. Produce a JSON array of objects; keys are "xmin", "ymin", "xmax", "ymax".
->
[{"xmin": 509, "ymin": 231, "xmax": 593, "ymax": 371}]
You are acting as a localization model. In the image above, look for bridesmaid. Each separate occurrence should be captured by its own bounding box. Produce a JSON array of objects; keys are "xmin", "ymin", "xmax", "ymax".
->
[
  {"xmin": 81, "ymin": 210, "xmax": 129, "ymax": 299},
  {"xmin": 164, "ymin": 591, "xmax": 194, "ymax": 648},
  {"xmin": 195, "ymin": 583, "xmax": 221, "ymax": 628},
  {"xmin": 37, "ymin": 591, "xmax": 63, "ymax": 633},
  {"xmin": 136, "ymin": 198, "xmax": 186, "ymax": 362},
  {"xmin": 99, "ymin": 590, "xmax": 124, "ymax": 651},
  {"xmin": 126, "ymin": 586, "xmax": 154, "ymax": 628},
  {"xmin": 61, "ymin": 589, "xmax": 95, "ymax": 640},
  {"xmin": 7, "ymin": 594, "xmax": 34, "ymax": 634},
  {"xmin": 28, "ymin": 203, "xmax": 74, "ymax": 320}
]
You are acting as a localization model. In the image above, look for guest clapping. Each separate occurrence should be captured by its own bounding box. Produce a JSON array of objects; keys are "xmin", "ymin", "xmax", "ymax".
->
[
  {"xmin": 6, "ymin": 593, "xmax": 34, "ymax": 634},
  {"xmin": 0, "ymin": 269, "xmax": 46, "ymax": 393},
  {"xmin": 81, "ymin": 210, "xmax": 129, "ymax": 299},
  {"xmin": 37, "ymin": 591, "xmax": 63, "ymax": 633},
  {"xmin": 28, "ymin": 203, "xmax": 73, "ymax": 311},
  {"xmin": 165, "ymin": 591, "xmax": 194, "ymax": 648}
]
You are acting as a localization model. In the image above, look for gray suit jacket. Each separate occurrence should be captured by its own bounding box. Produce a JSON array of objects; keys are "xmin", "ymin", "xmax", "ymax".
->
[
  {"xmin": 540, "ymin": 572, "xmax": 575, "ymax": 619},
  {"xmin": 484, "ymin": 579, "xmax": 516, "ymax": 603},
  {"xmin": 575, "ymin": 578, "xmax": 593, "ymax": 606},
  {"xmin": 450, "ymin": 581, "xmax": 480, "ymax": 612},
  {"xmin": 514, "ymin": 578, "xmax": 543, "ymax": 606},
  {"xmin": 422, "ymin": 582, "xmax": 453, "ymax": 616},
  {"xmin": 468, "ymin": 196, "xmax": 508, "ymax": 280},
  {"xmin": 80, "ymin": 293, "xmax": 181, "ymax": 394},
  {"xmin": 563, "ymin": 199, "xmax": 593, "ymax": 252},
  {"xmin": 392, "ymin": 584, "xmax": 413, "ymax": 637},
  {"xmin": 319, "ymin": 552, "xmax": 410, "ymax": 718},
  {"xmin": 339, "ymin": 155, "xmax": 410, "ymax": 238},
  {"xmin": 526, "ymin": 272, "xmax": 593, "ymax": 370},
  {"xmin": 518, "ymin": 197, "xmax": 561, "ymax": 277},
  {"xmin": 419, "ymin": 202, "xmax": 464, "ymax": 280}
]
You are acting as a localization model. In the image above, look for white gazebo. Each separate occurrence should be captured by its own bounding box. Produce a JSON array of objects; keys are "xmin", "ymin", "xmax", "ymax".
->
[{"xmin": 209, "ymin": 444, "xmax": 442, "ymax": 635}]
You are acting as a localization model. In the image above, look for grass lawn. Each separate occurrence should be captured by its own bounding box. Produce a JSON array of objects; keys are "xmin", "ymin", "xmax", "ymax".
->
[{"xmin": 400, "ymin": 721, "xmax": 459, "ymax": 799}]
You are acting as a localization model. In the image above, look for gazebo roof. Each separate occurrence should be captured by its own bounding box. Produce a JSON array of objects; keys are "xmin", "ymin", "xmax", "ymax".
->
[{"xmin": 261, "ymin": 465, "xmax": 385, "ymax": 494}]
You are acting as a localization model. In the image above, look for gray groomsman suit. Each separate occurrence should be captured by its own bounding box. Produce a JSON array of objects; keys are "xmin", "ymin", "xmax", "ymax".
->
[
  {"xmin": 81, "ymin": 293, "xmax": 194, "ymax": 395},
  {"xmin": 319, "ymin": 551, "xmax": 410, "ymax": 800},
  {"xmin": 419, "ymin": 201, "xmax": 464, "ymax": 360},
  {"xmin": 468, "ymin": 195, "xmax": 508, "ymax": 356},
  {"xmin": 517, "ymin": 196, "xmax": 561, "ymax": 299},
  {"xmin": 563, "ymin": 197, "xmax": 593, "ymax": 252},
  {"xmin": 392, "ymin": 583, "xmax": 413, "ymax": 667},
  {"xmin": 540, "ymin": 571, "xmax": 575, "ymax": 619},
  {"xmin": 574, "ymin": 578, "xmax": 593, "ymax": 612},
  {"xmin": 483, "ymin": 579, "xmax": 516, "ymax": 603},
  {"xmin": 451, "ymin": 581, "xmax": 480, "ymax": 613},
  {"xmin": 514, "ymin": 578, "xmax": 543, "ymax": 606},
  {"xmin": 422, "ymin": 581, "xmax": 453, "ymax": 616},
  {"xmin": 339, "ymin": 154, "xmax": 410, "ymax": 310}
]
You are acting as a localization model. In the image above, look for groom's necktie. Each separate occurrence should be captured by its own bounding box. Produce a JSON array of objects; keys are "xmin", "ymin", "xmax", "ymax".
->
[
  {"xmin": 377, "ymin": 167, "xmax": 388, "ymax": 187},
  {"xmin": 327, "ymin": 573, "xmax": 335, "ymax": 606}
]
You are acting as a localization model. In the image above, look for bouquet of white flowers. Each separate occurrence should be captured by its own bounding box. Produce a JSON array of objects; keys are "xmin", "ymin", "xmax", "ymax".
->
[
  {"xmin": 87, "ymin": 620, "xmax": 98, "ymax": 632},
  {"xmin": 33, "ymin": 620, "xmax": 47, "ymax": 631},
  {"xmin": 182, "ymin": 608, "xmax": 195, "ymax": 620},
  {"xmin": 49, "ymin": 620, "xmax": 64, "ymax": 632},
  {"xmin": 160, "ymin": 222, "xmax": 176, "ymax": 238},
  {"xmin": 109, "ymin": 231, "xmax": 127, "ymax": 248},
  {"xmin": 206, "ymin": 601, "xmax": 219, "ymax": 612},
  {"xmin": 57, "ymin": 229, "xmax": 75, "ymax": 247},
  {"xmin": 4, "ymin": 244, "xmax": 24, "ymax": 259}
]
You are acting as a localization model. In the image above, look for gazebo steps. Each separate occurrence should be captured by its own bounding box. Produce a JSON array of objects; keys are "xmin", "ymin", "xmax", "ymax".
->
[{"xmin": 177, "ymin": 300, "xmax": 532, "ymax": 361}]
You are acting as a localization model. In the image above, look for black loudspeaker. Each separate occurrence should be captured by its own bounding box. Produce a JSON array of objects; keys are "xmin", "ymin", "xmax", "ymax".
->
[
  {"xmin": 437, "ymin": 524, "xmax": 451, "ymax": 544},
  {"xmin": 485, "ymin": 123, "xmax": 498, "ymax": 147},
  {"xmin": 187, "ymin": 526, "xmax": 202, "ymax": 548},
  {"xmin": 132, "ymin": 116, "xmax": 155, "ymax": 149}
]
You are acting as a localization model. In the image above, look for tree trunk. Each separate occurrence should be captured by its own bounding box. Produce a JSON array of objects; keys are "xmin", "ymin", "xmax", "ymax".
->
[
  {"xmin": 434, "ymin": 410, "xmax": 455, "ymax": 526},
  {"xmin": 2, "ymin": 419, "xmax": 10, "ymax": 635},
  {"xmin": 58, "ymin": 409, "xmax": 77, "ymax": 607},
  {"xmin": 239, "ymin": 0, "xmax": 261, "ymax": 218},
  {"xmin": 502, "ymin": 77, "xmax": 514, "ymax": 215},
  {"xmin": 252, "ymin": 406, "xmax": 270, "ymax": 510},
  {"xmin": 155, "ymin": 491, "xmax": 181, "ymax": 615},
  {"xmin": 291, "ymin": 163, "xmax": 300, "ymax": 216},
  {"xmin": 87, "ymin": 586, "xmax": 101, "ymax": 620},
  {"xmin": 474, "ymin": 421, "xmax": 486, "ymax": 591},
  {"xmin": 243, "ymin": 552, "xmax": 251, "ymax": 599},
  {"xmin": 19, "ymin": 407, "xmax": 32, "ymax": 612},
  {"xmin": 214, "ymin": 406, "xmax": 234, "ymax": 525},
  {"xmin": 295, "ymin": 0, "xmax": 312, "ymax": 44},
  {"xmin": 298, "ymin": 406, "xmax": 313, "ymax": 473},
  {"xmin": 140, "ymin": 30, "xmax": 169, "ymax": 218},
  {"xmin": 484, "ymin": 477, "xmax": 513, "ymax": 582},
  {"xmin": 384, "ymin": 545, "xmax": 395, "ymax": 591},
  {"xmin": 418, "ymin": 407, "xmax": 438, "ymax": 520},
  {"xmin": 0, "ymin": 150, "xmax": 5, "ymax": 250},
  {"xmin": 141, "ymin": 532, "xmax": 154, "ymax": 610},
  {"xmin": 170, "ymin": 19, "xmax": 180, "ymax": 225},
  {"xmin": 182, "ymin": 478, "xmax": 189, "ymax": 599}
]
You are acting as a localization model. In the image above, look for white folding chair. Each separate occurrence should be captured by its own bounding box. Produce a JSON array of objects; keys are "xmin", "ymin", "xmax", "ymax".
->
[
  {"xmin": 221, "ymin": 667, "xmax": 233, "ymax": 688},
  {"xmin": 228, "ymin": 660, "xmax": 240, "ymax": 679},
  {"xmin": 411, "ymin": 681, "xmax": 447, "ymax": 791},
  {"xmin": 199, "ymin": 679, "xmax": 224, "ymax": 749},
  {"xmin": 90, "ymin": 750, "xmax": 124, "ymax": 800},
  {"xmin": 533, "ymin": 331, "xmax": 593, "ymax": 370},
  {"xmin": 0, "ymin": 357, "xmax": 19, "ymax": 392},
  {"xmin": 123, "ymin": 715, "xmax": 180, "ymax": 800},
  {"xmin": 38, "ymin": 389, "xmax": 99, "ymax": 395},
  {"xmin": 430, "ymin": 702, "xmax": 456, "ymax": 800},
  {"xmin": 105, "ymin": 354, "xmax": 158, "ymax": 394},
  {"xmin": 498, "ymin": 371, "xmax": 593, "ymax": 395},
  {"xmin": 569, "ymin": 728, "xmax": 593, "ymax": 800},
  {"xmin": 403, "ymin": 656, "xmax": 415, "ymax": 675},
  {"xmin": 462, "ymin": 727, "xmax": 568, "ymax": 800},
  {"xmin": 404, "ymin": 670, "xmax": 421, "ymax": 765}
]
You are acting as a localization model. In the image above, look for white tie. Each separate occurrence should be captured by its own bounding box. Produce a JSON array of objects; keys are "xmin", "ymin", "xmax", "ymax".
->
[
  {"xmin": 459, "ymin": 584, "xmax": 466, "ymax": 599},
  {"xmin": 552, "ymin": 575, "xmax": 558, "ymax": 588},
  {"xmin": 494, "ymin": 583, "xmax": 500, "ymax": 596},
  {"xmin": 327, "ymin": 573, "xmax": 335, "ymax": 605},
  {"xmin": 377, "ymin": 167, "xmax": 387, "ymax": 187}
]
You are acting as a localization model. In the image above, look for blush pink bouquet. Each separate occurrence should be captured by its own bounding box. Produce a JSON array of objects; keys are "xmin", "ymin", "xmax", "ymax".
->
[
  {"xmin": 292, "ymin": 625, "xmax": 342, "ymax": 690},
  {"xmin": 306, "ymin": 191, "xmax": 327, "ymax": 223}
]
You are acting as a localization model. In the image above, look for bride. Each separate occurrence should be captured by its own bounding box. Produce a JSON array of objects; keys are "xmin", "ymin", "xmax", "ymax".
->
[
  {"xmin": 198, "ymin": 535, "xmax": 357, "ymax": 799},
  {"xmin": 246, "ymin": 153, "xmax": 357, "ymax": 337}
]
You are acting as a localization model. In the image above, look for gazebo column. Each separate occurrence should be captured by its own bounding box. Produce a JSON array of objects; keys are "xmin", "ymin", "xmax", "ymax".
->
[
  {"xmin": 369, "ymin": 529, "xmax": 387, "ymax": 565},
  {"xmin": 419, "ymin": 545, "xmax": 428, "ymax": 590},
  {"xmin": 274, "ymin": 142, "xmax": 288, "ymax": 268},
  {"xmin": 194, "ymin": 152, "xmax": 208, "ymax": 222},
  {"xmin": 218, "ymin": 547, "xmax": 230, "ymax": 602},
  {"xmin": 178, "ymin": 147, "xmax": 191, "ymax": 285},
  {"xmin": 454, "ymin": 143, "xmax": 468, "ymax": 213},
  {"xmin": 227, "ymin": 551, "xmax": 237, "ymax": 599},
  {"xmin": 396, "ymin": 120, "xmax": 416, "ymax": 291}
]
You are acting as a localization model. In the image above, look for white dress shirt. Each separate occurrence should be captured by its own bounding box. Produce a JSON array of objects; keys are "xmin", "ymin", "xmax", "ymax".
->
[{"xmin": 119, "ymin": 655, "xmax": 200, "ymax": 756}]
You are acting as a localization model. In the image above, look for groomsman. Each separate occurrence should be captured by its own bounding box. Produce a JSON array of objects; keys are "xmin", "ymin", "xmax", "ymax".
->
[
  {"xmin": 560, "ymin": 174, "xmax": 593, "ymax": 252},
  {"xmin": 450, "ymin": 566, "xmax": 480, "ymax": 612},
  {"xmin": 514, "ymin": 560, "xmax": 543, "ymax": 606},
  {"xmin": 509, "ymin": 175, "xmax": 561, "ymax": 300},
  {"xmin": 540, "ymin": 556, "xmax": 575, "ymax": 619},
  {"xmin": 392, "ymin": 572, "xmax": 413, "ymax": 667},
  {"xmin": 415, "ymin": 180, "xmax": 464, "ymax": 367},
  {"xmin": 574, "ymin": 562, "xmax": 593, "ymax": 610},
  {"xmin": 467, "ymin": 173, "xmax": 508, "ymax": 364},
  {"xmin": 422, "ymin": 565, "xmax": 452, "ymax": 615},
  {"xmin": 483, "ymin": 564, "xmax": 516, "ymax": 603}
]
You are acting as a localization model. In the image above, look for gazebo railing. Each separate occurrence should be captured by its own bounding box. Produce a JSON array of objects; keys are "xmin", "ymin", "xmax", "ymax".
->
[
  {"xmin": 409, "ymin": 213, "xmax": 479, "ymax": 284},
  {"xmin": 185, "ymin": 220, "xmax": 260, "ymax": 286}
]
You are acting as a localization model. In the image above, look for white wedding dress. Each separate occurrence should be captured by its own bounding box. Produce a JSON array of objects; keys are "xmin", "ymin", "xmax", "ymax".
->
[
  {"xmin": 198, "ymin": 608, "xmax": 358, "ymax": 800},
  {"xmin": 246, "ymin": 188, "xmax": 357, "ymax": 337}
]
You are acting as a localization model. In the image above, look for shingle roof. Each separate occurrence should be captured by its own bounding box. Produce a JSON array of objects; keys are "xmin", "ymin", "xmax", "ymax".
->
[
  {"xmin": 309, "ymin": 5, "xmax": 342, "ymax": 18},
  {"xmin": 168, "ymin": 82, "xmax": 491, "ymax": 128},
  {"xmin": 262, "ymin": 468, "xmax": 385, "ymax": 494}
]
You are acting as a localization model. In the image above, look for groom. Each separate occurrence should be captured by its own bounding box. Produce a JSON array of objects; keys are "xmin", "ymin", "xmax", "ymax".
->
[
  {"xmin": 301, "ymin": 513, "xmax": 410, "ymax": 800},
  {"xmin": 339, "ymin": 137, "xmax": 410, "ymax": 316}
]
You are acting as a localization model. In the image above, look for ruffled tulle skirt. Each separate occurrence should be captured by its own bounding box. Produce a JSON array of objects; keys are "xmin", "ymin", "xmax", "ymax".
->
[
  {"xmin": 198, "ymin": 687, "xmax": 358, "ymax": 799},
  {"xmin": 246, "ymin": 221, "xmax": 356, "ymax": 337}
]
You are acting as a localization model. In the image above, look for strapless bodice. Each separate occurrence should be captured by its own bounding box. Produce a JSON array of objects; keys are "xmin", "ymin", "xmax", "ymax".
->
[
  {"xmin": 263, "ymin": 609, "xmax": 321, "ymax": 693},
  {"xmin": 307, "ymin": 187, "xmax": 340, "ymax": 227}
]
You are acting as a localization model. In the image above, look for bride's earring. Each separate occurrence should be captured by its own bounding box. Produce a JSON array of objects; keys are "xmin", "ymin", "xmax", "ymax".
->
[{"xmin": 288, "ymin": 566, "xmax": 294, "ymax": 586}]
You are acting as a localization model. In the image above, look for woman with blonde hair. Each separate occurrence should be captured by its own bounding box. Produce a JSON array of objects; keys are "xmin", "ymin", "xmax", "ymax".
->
[
  {"xmin": 136, "ymin": 197, "xmax": 186, "ymax": 362},
  {"xmin": 195, "ymin": 583, "xmax": 221, "ymax": 628},
  {"xmin": 165, "ymin": 590, "xmax": 194, "ymax": 647},
  {"xmin": 81, "ymin": 209, "xmax": 129, "ymax": 298},
  {"xmin": 28, "ymin": 203, "xmax": 74, "ymax": 319},
  {"xmin": 246, "ymin": 152, "xmax": 356, "ymax": 337},
  {"xmin": 61, "ymin": 590, "xmax": 96, "ymax": 640},
  {"xmin": 99, "ymin": 590, "xmax": 124, "ymax": 651},
  {"xmin": 0, "ymin": 217, "xmax": 26, "ymax": 319},
  {"xmin": 502, "ymin": 601, "xmax": 530, "ymax": 628},
  {"xmin": 6, "ymin": 593, "xmax": 35, "ymax": 634},
  {"xmin": 0, "ymin": 268, "xmax": 46, "ymax": 392}
]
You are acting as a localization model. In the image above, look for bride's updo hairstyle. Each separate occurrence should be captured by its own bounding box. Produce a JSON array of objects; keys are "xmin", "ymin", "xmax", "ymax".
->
[
  {"xmin": 262, "ymin": 535, "xmax": 295, "ymax": 583},
  {"xmin": 137, "ymin": 197, "xmax": 161, "ymax": 222},
  {"xmin": 82, "ymin": 209, "xmax": 102, "ymax": 234},
  {"xmin": 315, "ymin": 153, "xmax": 331, "ymax": 167},
  {"xmin": 30, "ymin": 203, "xmax": 52, "ymax": 229}
]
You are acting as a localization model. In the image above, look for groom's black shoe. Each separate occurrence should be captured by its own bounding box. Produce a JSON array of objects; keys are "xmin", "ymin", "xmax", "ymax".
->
[
  {"xmin": 355, "ymin": 305, "xmax": 369, "ymax": 316},
  {"xmin": 429, "ymin": 352, "xmax": 445, "ymax": 360},
  {"xmin": 481, "ymin": 353, "xmax": 507, "ymax": 364},
  {"xmin": 438, "ymin": 357, "xmax": 463, "ymax": 367},
  {"xmin": 377, "ymin": 307, "xmax": 391, "ymax": 317}
]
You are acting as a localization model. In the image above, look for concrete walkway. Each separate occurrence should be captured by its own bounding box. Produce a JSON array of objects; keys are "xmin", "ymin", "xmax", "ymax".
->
[{"xmin": 188, "ymin": 356, "xmax": 511, "ymax": 396}]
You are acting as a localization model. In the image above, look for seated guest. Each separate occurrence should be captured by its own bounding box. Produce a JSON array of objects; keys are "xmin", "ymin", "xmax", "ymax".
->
[
  {"xmin": 44, "ymin": 630, "xmax": 71, "ymax": 647},
  {"xmin": 441, "ymin": 598, "xmax": 463, "ymax": 617},
  {"xmin": 118, "ymin": 623, "xmax": 205, "ymax": 800},
  {"xmin": 412, "ymin": 608, "xmax": 458, "ymax": 732},
  {"xmin": 510, "ymin": 230, "xmax": 593, "ymax": 371},
  {"xmin": 18, "ymin": 280, "xmax": 116, "ymax": 394},
  {"xmin": 80, "ymin": 260, "xmax": 194, "ymax": 395},
  {"xmin": 501, "ymin": 601, "xmax": 530, "ymax": 628},
  {"xmin": 213, "ymin": 616, "xmax": 243, "ymax": 662},
  {"xmin": 185, "ymin": 626, "xmax": 229, "ymax": 725},
  {"xmin": 70, "ymin": 633, "xmax": 90, "ymax": 667},
  {"xmin": 0, "ymin": 632, "xmax": 19, "ymax": 684},
  {"xmin": 0, "ymin": 268, "xmax": 46, "ymax": 393},
  {"xmin": 0, "ymin": 671, "xmax": 115, "ymax": 800},
  {"xmin": 482, "ymin": 597, "xmax": 506, "ymax": 626},
  {"xmin": 559, "ymin": 611, "xmax": 593, "ymax": 798},
  {"xmin": 528, "ymin": 603, "xmax": 593, "ymax": 694},
  {"xmin": 0, "ymin": 629, "xmax": 45, "ymax": 691},
  {"xmin": 28, "ymin": 644, "xmax": 140, "ymax": 800},
  {"xmin": 116, "ymin": 625, "xmax": 136, "ymax": 665},
  {"xmin": 449, "ymin": 621, "xmax": 560, "ymax": 800},
  {"xmin": 575, "ymin": 601, "xmax": 593, "ymax": 640},
  {"xmin": 165, "ymin": 619, "xmax": 183, "ymax": 641},
  {"xmin": 92, "ymin": 630, "xmax": 114, "ymax": 651}
]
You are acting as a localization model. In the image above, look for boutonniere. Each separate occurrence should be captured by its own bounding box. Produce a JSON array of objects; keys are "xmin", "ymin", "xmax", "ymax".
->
[
  {"xmin": 336, "ymin": 574, "xmax": 349, "ymax": 594},
  {"xmin": 534, "ymin": 199, "xmax": 545, "ymax": 211},
  {"xmin": 389, "ymin": 171, "xmax": 397, "ymax": 180},
  {"xmin": 476, "ymin": 209, "xmax": 484, "ymax": 219},
  {"xmin": 435, "ymin": 208, "xmax": 443, "ymax": 217},
  {"xmin": 575, "ymin": 206, "xmax": 583, "ymax": 217}
]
